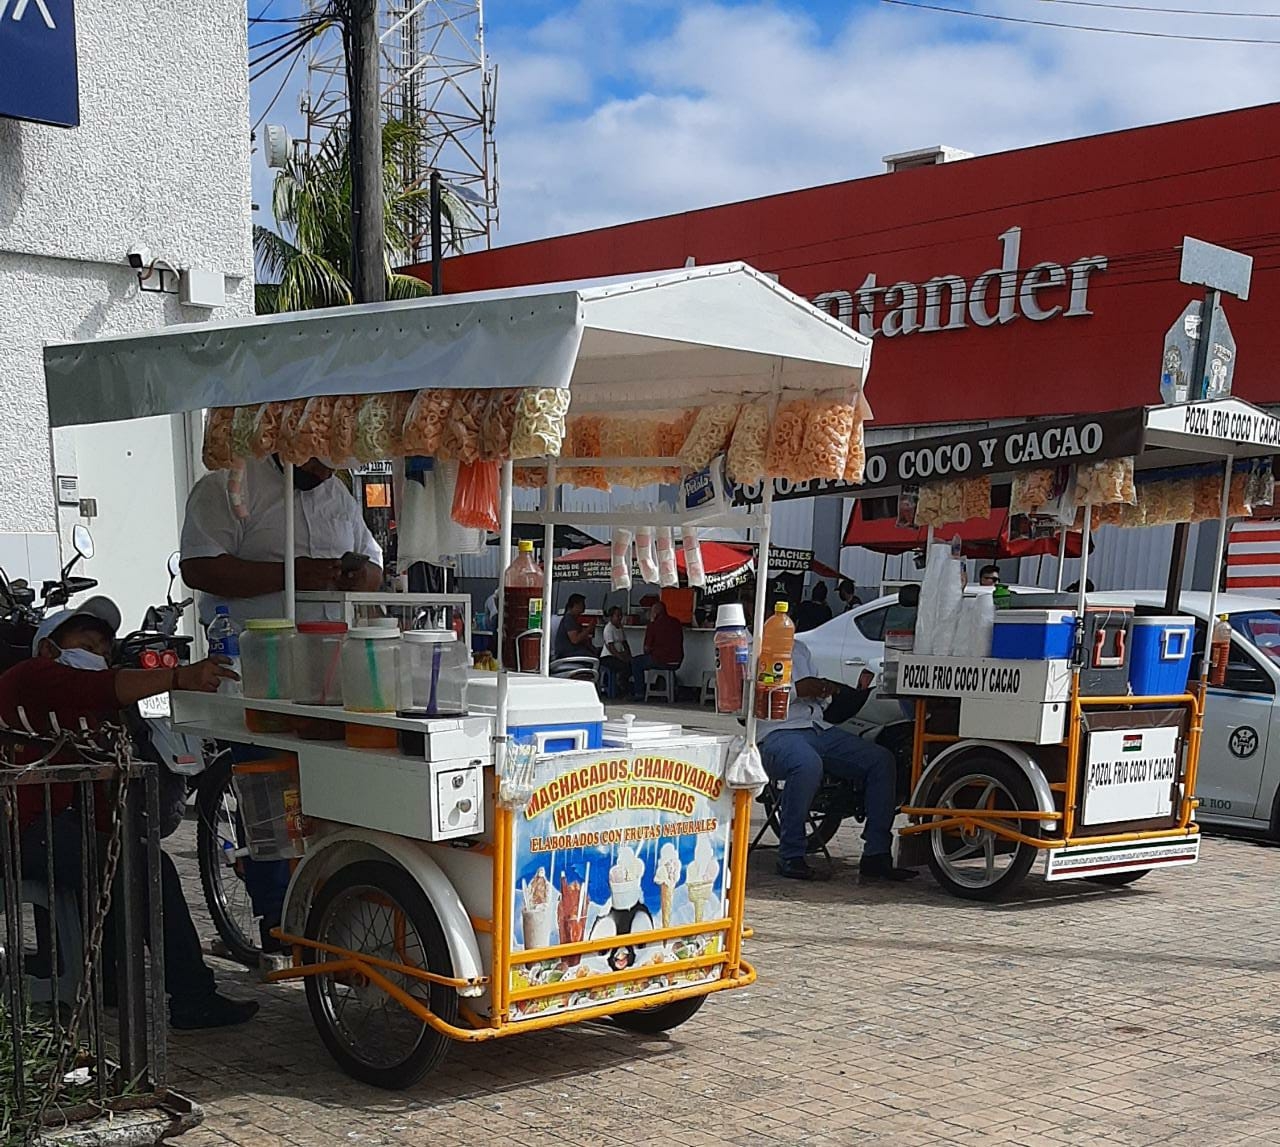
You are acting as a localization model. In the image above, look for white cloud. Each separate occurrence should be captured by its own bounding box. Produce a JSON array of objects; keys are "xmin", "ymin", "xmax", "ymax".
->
[{"xmin": 487, "ymin": 0, "xmax": 1280, "ymax": 247}]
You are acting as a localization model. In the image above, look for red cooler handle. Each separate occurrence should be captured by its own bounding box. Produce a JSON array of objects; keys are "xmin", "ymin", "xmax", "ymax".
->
[{"xmin": 1092, "ymin": 626, "xmax": 1125, "ymax": 669}]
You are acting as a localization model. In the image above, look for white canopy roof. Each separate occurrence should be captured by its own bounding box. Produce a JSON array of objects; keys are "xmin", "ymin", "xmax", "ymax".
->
[{"xmin": 42, "ymin": 263, "xmax": 872, "ymax": 428}]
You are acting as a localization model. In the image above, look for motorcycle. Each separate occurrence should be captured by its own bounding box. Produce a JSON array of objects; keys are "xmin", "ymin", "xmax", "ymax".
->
[{"xmin": 0, "ymin": 524, "xmax": 99, "ymax": 671}]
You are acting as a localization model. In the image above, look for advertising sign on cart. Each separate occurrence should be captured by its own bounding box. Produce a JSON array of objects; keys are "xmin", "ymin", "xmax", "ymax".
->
[
  {"xmin": 509, "ymin": 739, "xmax": 733, "ymax": 1022},
  {"xmin": 1081, "ymin": 725, "xmax": 1181, "ymax": 825}
]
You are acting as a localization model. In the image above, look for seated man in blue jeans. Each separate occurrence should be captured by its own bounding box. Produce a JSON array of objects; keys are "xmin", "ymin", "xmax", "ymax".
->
[{"xmin": 759, "ymin": 640, "xmax": 917, "ymax": 883}]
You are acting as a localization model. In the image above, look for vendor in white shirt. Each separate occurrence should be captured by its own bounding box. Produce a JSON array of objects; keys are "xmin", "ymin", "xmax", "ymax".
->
[
  {"xmin": 757, "ymin": 635, "xmax": 916, "ymax": 884},
  {"xmin": 180, "ymin": 455, "xmax": 384, "ymax": 627}
]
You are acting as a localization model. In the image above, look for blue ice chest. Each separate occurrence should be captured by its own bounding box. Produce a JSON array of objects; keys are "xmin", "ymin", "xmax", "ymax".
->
[
  {"xmin": 1129, "ymin": 616, "xmax": 1194, "ymax": 697},
  {"xmin": 467, "ymin": 674, "xmax": 605, "ymax": 754},
  {"xmin": 991, "ymin": 610, "xmax": 1076, "ymax": 660}
]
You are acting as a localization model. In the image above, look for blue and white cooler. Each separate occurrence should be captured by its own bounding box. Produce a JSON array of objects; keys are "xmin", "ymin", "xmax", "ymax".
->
[
  {"xmin": 991, "ymin": 609, "xmax": 1076, "ymax": 661},
  {"xmin": 468, "ymin": 674, "xmax": 605, "ymax": 754},
  {"xmin": 1128, "ymin": 616, "xmax": 1194, "ymax": 697}
]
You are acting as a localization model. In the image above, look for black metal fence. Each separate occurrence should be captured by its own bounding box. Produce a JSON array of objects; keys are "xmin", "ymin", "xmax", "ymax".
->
[{"xmin": 0, "ymin": 728, "xmax": 169, "ymax": 1143}]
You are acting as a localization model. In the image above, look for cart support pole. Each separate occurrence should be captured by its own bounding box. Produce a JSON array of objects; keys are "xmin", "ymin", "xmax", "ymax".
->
[
  {"xmin": 743, "ymin": 483, "xmax": 773, "ymax": 749},
  {"xmin": 1075, "ymin": 504, "xmax": 1092, "ymax": 621},
  {"xmin": 540, "ymin": 460, "xmax": 556, "ymax": 676},
  {"xmin": 495, "ymin": 460, "xmax": 514, "ymax": 775},
  {"xmin": 1055, "ymin": 529, "xmax": 1068, "ymax": 592},
  {"xmin": 283, "ymin": 462, "xmax": 296, "ymax": 622},
  {"xmin": 1200, "ymin": 455, "xmax": 1234, "ymax": 685}
]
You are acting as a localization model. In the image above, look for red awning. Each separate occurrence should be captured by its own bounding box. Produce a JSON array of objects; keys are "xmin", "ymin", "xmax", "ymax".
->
[
  {"xmin": 842, "ymin": 502, "xmax": 1084, "ymax": 559},
  {"xmin": 554, "ymin": 540, "xmax": 838, "ymax": 589}
]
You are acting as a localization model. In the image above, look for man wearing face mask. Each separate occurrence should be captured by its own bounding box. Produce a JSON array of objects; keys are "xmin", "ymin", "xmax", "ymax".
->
[
  {"xmin": 179, "ymin": 453, "xmax": 384, "ymax": 954},
  {"xmin": 179, "ymin": 455, "xmax": 384, "ymax": 628},
  {"xmin": 5, "ymin": 597, "xmax": 258, "ymax": 1028}
]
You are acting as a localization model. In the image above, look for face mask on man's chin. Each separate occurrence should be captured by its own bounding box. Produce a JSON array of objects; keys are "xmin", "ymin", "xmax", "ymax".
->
[{"xmin": 56, "ymin": 646, "xmax": 110, "ymax": 672}]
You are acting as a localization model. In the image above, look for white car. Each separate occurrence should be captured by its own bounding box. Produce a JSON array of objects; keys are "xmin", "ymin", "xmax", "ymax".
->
[{"xmin": 802, "ymin": 587, "xmax": 1280, "ymax": 837}]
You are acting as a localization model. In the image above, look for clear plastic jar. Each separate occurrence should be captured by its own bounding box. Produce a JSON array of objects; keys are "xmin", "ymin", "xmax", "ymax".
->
[
  {"xmin": 341, "ymin": 627, "xmax": 401, "ymax": 713},
  {"xmin": 401, "ymin": 630, "xmax": 470, "ymax": 717},
  {"xmin": 240, "ymin": 619, "xmax": 295, "ymax": 700},
  {"xmin": 293, "ymin": 621, "xmax": 348, "ymax": 705}
]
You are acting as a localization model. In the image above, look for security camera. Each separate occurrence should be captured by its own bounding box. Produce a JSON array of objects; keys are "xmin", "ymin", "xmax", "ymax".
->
[{"xmin": 126, "ymin": 245, "xmax": 152, "ymax": 270}]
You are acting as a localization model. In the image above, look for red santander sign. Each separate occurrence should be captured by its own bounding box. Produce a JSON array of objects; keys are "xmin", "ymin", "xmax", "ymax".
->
[{"xmin": 426, "ymin": 104, "xmax": 1280, "ymax": 427}]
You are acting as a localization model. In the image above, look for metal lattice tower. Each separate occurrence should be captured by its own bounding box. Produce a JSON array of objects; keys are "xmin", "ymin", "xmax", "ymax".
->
[{"xmin": 303, "ymin": 0, "xmax": 498, "ymax": 260}]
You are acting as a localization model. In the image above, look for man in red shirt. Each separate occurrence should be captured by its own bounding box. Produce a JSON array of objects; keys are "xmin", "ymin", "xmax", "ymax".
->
[
  {"xmin": 8, "ymin": 598, "xmax": 257, "ymax": 1029},
  {"xmin": 631, "ymin": 601, "xmax": 684, "ymax": 699}
]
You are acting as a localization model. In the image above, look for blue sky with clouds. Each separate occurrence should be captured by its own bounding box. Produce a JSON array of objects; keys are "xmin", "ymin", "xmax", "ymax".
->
[{"xmin": 250, "ymin": 1, "xmax": 1279, "ymax": 250}]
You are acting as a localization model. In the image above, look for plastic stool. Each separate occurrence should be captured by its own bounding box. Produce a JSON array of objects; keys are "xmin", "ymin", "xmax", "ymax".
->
[
  {"xmin": 599, "ymin": 664, "xmax": 619, "ymax": 700},
  {"xmin": 16, "ymin": 880, "xmax": 83, "ymax": 1005},
  {"xmin": 700, "ymin": 670, "xmax": 717, "ymax": 708},
  {"xmin": 645, "ymin": 668, "xmax": 677, "ymax": 705}
]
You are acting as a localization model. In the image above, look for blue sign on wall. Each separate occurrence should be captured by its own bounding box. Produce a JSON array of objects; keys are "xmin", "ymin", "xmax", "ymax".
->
[{"xmin": 0, "ymin": 0, "xmax": 79, "ymax": 128}]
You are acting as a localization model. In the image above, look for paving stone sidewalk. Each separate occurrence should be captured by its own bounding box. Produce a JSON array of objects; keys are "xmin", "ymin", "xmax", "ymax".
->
[{"xmin": 168, "ymin": 823, "xmax": 1280, "ymax": 1147}]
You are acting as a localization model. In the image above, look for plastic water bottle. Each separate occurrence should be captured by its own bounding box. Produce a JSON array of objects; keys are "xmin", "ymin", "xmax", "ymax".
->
[{"xmin": 207, "ymin": 605, "xmax": 242, "ymax": 696}]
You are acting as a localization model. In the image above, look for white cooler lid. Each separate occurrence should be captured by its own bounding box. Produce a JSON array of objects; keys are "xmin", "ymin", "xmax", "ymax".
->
[
  {"xmin": 466, "ymin": 672, "xmax": 605, "ymax": 726},
  {"xmin": 603, "ymin": 716, "xmax": 684, "ymax": 745},
  {"xmin": 1130, "ymin": 615, "xmax": 1194, "ymax": 628}
]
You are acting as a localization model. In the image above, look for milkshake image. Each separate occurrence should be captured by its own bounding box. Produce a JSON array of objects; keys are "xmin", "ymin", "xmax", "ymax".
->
[
  {"xmin": 684, "ymin": 837, "xmax": 720, "ymax": 923},
  {"xmin": 609, "ymin": 846, "xmax": 645, "ymax": 910},
  {"xmin": 521, "ymin": 868, "xmax": 554, "ymax": 950},
  {"xmin": 654, "ymin": 843, "xmax": 683, "ymax": 928},
  {"xmin": 558, "ymin": 872, "xmax": 589, "ymax": 948}
]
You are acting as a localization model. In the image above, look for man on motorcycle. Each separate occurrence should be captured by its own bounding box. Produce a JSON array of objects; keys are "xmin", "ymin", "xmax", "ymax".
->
[
  {"xmin": 757, "ymin": 637, "xmax": 918, "ymax": 884},
  {"xmin": 179, "ymin": 453, "xmax": 384, "ymax": 953},
  {"xmin": 7, "ymin": 598, "xmax": 259, "ymax": 1028}
]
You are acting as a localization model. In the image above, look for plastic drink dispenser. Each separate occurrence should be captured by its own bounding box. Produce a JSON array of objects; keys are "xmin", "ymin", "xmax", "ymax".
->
[
  {"xmin": 240, "ymin": 619, "xmax": 295, "ymax": 700},
  {"xmin": 714, "ymin": 603, "xmax": 751, "ymax": 714},
  {"xmin": 755, "ymin": 602, "xmax": 796, "ymax": 720},
  {"xmin": 1210, "ymin": 614, "xmax": 1232, "ymax": 687},
  {"xmin": 293, "ymin": 621, "xmax": 348, "ymax": 705},
  {"xmin": 502, "ymin": 540, "xmax": 543, "ymax": 670},
  {"xmin": 401, "ymin": 630, "xmax": 470, "ymax": 716},
  {"xmin": 342, "ymin": 627, "xmax": 402, "ymax": 713}
]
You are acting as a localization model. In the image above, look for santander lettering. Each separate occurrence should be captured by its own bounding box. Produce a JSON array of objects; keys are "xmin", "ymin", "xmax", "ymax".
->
[{"xmin": 812, "ymin": 226, "xmax": 1108, "ymax": 339}]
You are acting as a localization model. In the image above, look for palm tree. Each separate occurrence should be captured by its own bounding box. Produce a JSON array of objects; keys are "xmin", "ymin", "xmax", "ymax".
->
[{"xmin": 253, "ymin": 118, "xmax": 460, "ymax": 314}]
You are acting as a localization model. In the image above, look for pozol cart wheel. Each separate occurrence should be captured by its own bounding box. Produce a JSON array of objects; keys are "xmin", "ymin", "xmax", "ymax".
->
[
  {"xmin": 303, "ymin": 860, "xmax": 458, "ymax": 1090},
  {"xmin": 610, "ymin": 994, "xmax": 707, "ymax": 1034},
  {"xmin": 925, "ymin": 754, "xmax": 1040, "ymax": 902}
]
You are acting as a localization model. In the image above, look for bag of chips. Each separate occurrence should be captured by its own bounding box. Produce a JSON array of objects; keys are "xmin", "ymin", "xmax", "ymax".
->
[
  {"xmin": 1010, "ymin": 468, "xmax": 1058, "ymax": 515},
  {"xmin": 202, "ymin": 408, "xmax": 235, "ymax": 471},
  {"xmin": 510, "ymin": 388, "xmax": 571, "ymax": 459},
  {"xmin": 230, "ymin": 406, "xmax": 259, "ymax": 462},
  {"xmin": 402, "ymin": 389, "xmax": 453, "ymax": 456},
  {"xmin": 795, "ymin": 398, "xmax": 855, "ymax": 481},
  {"xmin": 764, "ymin": 400, "xmax": 809, "ymax": 480},
  {"xmin": 438, "ymin": 390, "xmax": 487, "ymax": 465},
  {"xmin": 327, "ymin": 395, "xmax": 363, "ymax": 466},
  {"xmin": 1074, "ymin": 457, "xmax": 1136, "ymax": 506},
  {"xmin": 275, "ymin": 399, "xmax": 311, "ymax": 466},
  {"xmin": 480, "ymin": 388, "xmax": 523, "ymax": 461},
  {"xmin": 679, "ymin": 403, "xmax": 740, "ymax": 471},
  {"xmin": 565, "ymin": 415, "xmax": 609, "ymax": 490}
]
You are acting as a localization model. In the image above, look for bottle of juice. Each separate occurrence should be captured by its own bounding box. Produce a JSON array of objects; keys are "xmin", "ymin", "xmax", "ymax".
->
[
  {"xmin": 754, "ymin": 602, "xmax": 796, "ymax": 718},
  {"xmin": 501, "ymin": 540, "xmax": 543, "ymax": 670},
  {"xmin": 1209, "ymin": 614, "xmax": 1232, "ymax": 687},
  {"xmin": 714, "ymin": 603, "xmax": 751, "ymax": 714}
]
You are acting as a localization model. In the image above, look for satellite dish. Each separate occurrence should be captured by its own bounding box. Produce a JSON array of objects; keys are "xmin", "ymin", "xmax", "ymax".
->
[{"xmin": 264, "ymin": 124, "xmax": 292, "ymax": 170}]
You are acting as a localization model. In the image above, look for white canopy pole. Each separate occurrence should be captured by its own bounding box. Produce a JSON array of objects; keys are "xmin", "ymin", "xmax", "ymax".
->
[
  {"xmin": 743, "ymin": 483, "xmax": 773, "ymax": 749},
  {"xmin": 1200, "ymin": 456, "xmax": 1234, "ymax": 685},
  {"xmin": 540, "ymin": 460, "xmax": 556, "ymax": 675},
  {"xmin": 283, "ymin": 462, "xmax": 296, "ymax": 622},
  {"xmin": 496, "ymin": 461, "xmax": 515, "ymax": 775},
  {"xmin": 1055, "ymin": 529, "xmax": 1068, "ymax": 593},
  {"xmin": 1075, "ymin": 505, "xmax": 1092, "ymax": 619}
]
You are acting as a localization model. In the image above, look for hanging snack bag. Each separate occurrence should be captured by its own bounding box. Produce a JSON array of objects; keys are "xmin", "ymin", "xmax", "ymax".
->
[
  {"xmin": 202, "ymin": 407, "xmax": 235, "ymax": 471},
  {"xmin": 679, "ymin": 403, "xmax": 740, "ymax": 471},
  {"xmin": 611, "ymin": 528, "xmax": 634, "ymax": 591},
  {"xmin": 656, "ymin": 526, "xmax": 680, "ymax": 587},
  {"xmin": 635, "ymin": 525, "xmax": 660, "ymax": 584},
  {"xmin": 682, "ymin": 527, "xmax": 707, "ymax": 588}
]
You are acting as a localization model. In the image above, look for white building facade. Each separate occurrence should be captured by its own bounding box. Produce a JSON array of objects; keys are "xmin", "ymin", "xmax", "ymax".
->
[{"xmin": 0, "ymin": 2, "xmax": 252, "ymax": 629}]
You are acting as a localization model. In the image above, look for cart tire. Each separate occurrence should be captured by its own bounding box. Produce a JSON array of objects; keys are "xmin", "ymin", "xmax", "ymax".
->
[
  {"xmin": 925, "ymin": 754, "xmax": 1040, "ymax": 902},
  {"xmin": 196, "ymin": 754, "xmax": 263, "ymax": 967},
  {"xmin": 303, "ymin": 860, "xmax": 457, "ymax": 1090},
  {"xmin": 610, "ymin": 993, "xmax": 707, "ymax": 1034},
  {"xmin": 1085, "ymin": 869, "xmax": 1150, "ymax": 887}
]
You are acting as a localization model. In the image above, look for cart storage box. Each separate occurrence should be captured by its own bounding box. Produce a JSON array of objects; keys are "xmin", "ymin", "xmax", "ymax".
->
[
  {"xmin": 991, "ymin": 610, "xmax": 1075, "ymax": 660},
  {"xmin": 468, "ymin": 674, "xmax": 604, "ymax": 753},
  {"xmin": 959, "ymin": 699, "xmax": 1067, "ymax": 744},
  {"xmin": 1079, "ymin": 604, "xmax": 1134, "ymax": 696},
  {"xmin": 1129, "ymin": 616, "xmax": 1194, "ymax": 696}
]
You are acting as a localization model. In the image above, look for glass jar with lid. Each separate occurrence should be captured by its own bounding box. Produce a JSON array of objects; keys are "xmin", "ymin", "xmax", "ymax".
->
[
  {"xmin": 240, "ymin": 619, "xmax": 295, "ymax": 700},
  {"xmin": 293, "ymin": 621, "xmax": 348, "ymax": 705},
  {"xmin": 341, "ymin": 627, "xmax": 402, "ymax": 713},
  {"xmin": 401, "ymin": 630, "xmax": 470, "ymax": 717}
]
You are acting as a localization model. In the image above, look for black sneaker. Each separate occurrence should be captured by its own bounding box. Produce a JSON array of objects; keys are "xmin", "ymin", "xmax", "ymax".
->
[
  {"xmin": 170, "ymin": 993, "xmax": 259, "ymax": 1030},
  {"xmin": 776, "ymin": 858, "xmax": 831, "ymax": 882},
  {"xmin": 859, "ymin": 854, "xmax": 919, "ymax": 883}
]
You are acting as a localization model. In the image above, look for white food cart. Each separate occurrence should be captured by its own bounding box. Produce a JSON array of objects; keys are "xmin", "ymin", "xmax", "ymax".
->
[{"xmin": 42, "ymin": 264, "xmax": 872, "ymax": 1088}]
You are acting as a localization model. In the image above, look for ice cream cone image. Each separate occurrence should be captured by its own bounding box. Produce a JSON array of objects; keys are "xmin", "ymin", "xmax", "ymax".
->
[
  {"xmin": 653, "ymin": 843, "xmax": 682, "ymax": 929},
  {"xmin": 609, "ymin": 846, "xmax": 645, "ymax": 910},
  {"xmin": 685, "ymin": 837, "xmax": 720, "ymax": 925}
]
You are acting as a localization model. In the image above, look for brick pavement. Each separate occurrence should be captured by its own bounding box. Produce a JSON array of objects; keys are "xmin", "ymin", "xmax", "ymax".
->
[{"xmin": 166, "ymin": 821, "xmax": 1280, "ymax": 1147}]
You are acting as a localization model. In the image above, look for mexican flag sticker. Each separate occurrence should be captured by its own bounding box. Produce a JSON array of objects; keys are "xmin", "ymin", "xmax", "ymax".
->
[{"xmin": 1123, "ymin": 734, "xmax": 1143, "ymax": 753}]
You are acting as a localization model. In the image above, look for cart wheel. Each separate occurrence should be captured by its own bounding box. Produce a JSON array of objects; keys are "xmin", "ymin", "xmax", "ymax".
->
[
  {"xmin": 610, "ymin": 994, "xmax": 706, "ymax": 1034},
  {"xmin": 196, "ymin": 755, "xmax": 262, "ymax": 967},
  {"xmin": 303, "ymin": 860, "xmax": 458, "ymax": 1090},
  {"xmin": 925, "ymin": 754, "xmax": 1040, "ymax": 902},
  {"xmin": 1085, "ymin": 869, "xmax": 1150, "ymax": 887}
]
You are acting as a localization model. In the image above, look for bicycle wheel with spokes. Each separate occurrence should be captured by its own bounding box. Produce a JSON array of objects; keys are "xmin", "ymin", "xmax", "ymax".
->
[
  {"xmin": 303, "ymin": 860, "xmax": 458, "ymax": 1090},
  {"xmin": 196, "ymin": 754, "xmax": 262, "ymax": 966},
  {"xmin": 925, "ymin": 754, "xmax": 1039, "ymax": 901}
]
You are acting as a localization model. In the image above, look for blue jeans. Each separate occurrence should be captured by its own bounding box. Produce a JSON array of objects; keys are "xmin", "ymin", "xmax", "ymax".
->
[{"xmin": 759, "ymin": 725, "xmax": 896, "ymax": 863}]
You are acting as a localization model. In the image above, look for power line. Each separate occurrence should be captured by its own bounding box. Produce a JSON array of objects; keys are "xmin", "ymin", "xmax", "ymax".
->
[
  {"xmin": 880, "ymin": 0, "xmax": 1280, "ymax": 42},
  {"xmin": 1031, "ymin": 0, "xmax": 1280, "ymax": 16},
  {"xmin": 252, "ymin": 41, "xmax": 305, "ymax": 133}
]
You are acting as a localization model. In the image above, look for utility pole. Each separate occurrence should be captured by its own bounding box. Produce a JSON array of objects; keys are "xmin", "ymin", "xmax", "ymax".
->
[
  {"xmin": 430, "ymin": 169, "xmax": 443, "ymax": 295},
  {"xmin": 344, "ymin": 0, "xmax": 385, "ymax": 303}
]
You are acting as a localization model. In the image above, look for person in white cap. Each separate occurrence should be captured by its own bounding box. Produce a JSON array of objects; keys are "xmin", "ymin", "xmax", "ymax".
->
[
  {"xmin": 179, "ymin": 455, "xmax": 384, "ymax": 628},
  {"xmin": 5, "ymin": 597, "xmax": 258, "ymax": 1029}
]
